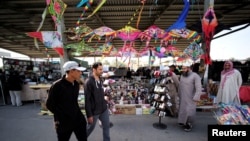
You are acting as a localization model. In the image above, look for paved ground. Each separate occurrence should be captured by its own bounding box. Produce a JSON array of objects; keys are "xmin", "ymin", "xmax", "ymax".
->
[{"xmin": 0, "ymin": 102, "xmax": 216, "ymax": 141}]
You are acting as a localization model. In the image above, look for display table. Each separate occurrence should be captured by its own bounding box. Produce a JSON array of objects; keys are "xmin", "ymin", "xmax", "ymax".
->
[
  {"xmin": 29, "ymin": 84, "xmax": 51, "ymax": 106},
  {"xmin": 29, "ymin": 84, "xmax": 51, "ymax": 90},
  {"xmin": 196, "ymin": 105, "xmax": 217, "ymax": 112},
  {"xmin": 21, "ymin": 84, "xmax": 50, "ymax": 101},
  {"xmin": 239, "ymin": 85, "xmax": 250, "ymax": 103}
]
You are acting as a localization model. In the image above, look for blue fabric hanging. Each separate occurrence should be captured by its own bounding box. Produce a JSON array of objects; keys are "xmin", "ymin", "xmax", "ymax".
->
[{"xmin": 166, "ymin": 0, "xmax": 190, "ymax": 32}]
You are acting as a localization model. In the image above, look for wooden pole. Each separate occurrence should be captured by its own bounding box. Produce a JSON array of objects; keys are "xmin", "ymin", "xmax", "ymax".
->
[{"xmin": 58, "ymin": 16, "xmax": 68, "ymax": 76}]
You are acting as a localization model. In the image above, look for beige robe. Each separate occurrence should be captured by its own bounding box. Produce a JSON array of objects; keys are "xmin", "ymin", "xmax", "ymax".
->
[
  {"xmin": 178, "ymin": 71, "xmax": 202, "ymax": 124},
  {"xmin": 216, "ymin": 69, "xmax": 242, "ymax": 105}
]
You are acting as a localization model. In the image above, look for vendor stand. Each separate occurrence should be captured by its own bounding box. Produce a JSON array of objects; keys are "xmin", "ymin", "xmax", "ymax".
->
[{"xmin": 29, "ymin": 84, "xmax": 51, "ymax": 109}]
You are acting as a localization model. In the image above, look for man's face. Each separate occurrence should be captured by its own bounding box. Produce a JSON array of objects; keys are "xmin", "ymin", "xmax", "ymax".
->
[
  {"xmin": 181, "ymin": 66, "xmax": 189, "ymax": 76},
  {"xmin": 170, "ymin": 67, "xmax": 175, "ymax": 72},
  {"xmin": 94, "ymin": 65, "xmax": 103, "ymax": 77},
  {"xmin": 224, "ymin": 63, "xmax": 231, "ymax": 70},
  {"xmin": 70, "ymin": 69, "xmax": 82, "ymax": 80}
]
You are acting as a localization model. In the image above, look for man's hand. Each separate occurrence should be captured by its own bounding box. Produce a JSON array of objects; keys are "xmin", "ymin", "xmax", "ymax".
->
[
  {"xmin": 54, "ymin": 121, "xmax": 59, "ymax": 129},
  {"xmin": 193, "ymin": 94, "xmax": 200, "ymax": 102},
  {"xmin": 88, "ymin": 117, "xmax": 93, "ymax": 124}
]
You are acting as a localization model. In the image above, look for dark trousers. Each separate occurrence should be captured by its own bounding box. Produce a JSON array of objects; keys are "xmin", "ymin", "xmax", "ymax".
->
[{"xmin": 56, "ymin": 120, "xmax": 87, "ymax": 141}]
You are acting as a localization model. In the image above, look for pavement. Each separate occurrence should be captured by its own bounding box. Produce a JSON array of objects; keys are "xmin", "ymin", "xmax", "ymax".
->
[{"xmin": 0, "ymin": 102, "xmax": 217, "ymax": 141}]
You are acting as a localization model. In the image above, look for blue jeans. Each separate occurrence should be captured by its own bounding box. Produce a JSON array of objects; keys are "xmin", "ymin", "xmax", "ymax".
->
[{"xmin": 87, "ymin": 108, "xmax": 110, "ymax": 141}]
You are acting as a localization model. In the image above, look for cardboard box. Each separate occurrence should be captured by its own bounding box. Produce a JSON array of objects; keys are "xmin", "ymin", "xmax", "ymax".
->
[
  {"xmin": 142, "ymin": 104, "xmax": 151, "ymax": 114},
  {"xmin": 115, "ymin": 105, "xmax": 136, "ymax": 115},
  {"xmin": 135, "ymin": 105, "xmax": 142, "ymax": 115}
]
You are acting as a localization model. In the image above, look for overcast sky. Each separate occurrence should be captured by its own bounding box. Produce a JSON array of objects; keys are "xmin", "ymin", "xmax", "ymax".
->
[{"xmin": 210, "ymin": 24, "xmax": 250, "ymax": 60}]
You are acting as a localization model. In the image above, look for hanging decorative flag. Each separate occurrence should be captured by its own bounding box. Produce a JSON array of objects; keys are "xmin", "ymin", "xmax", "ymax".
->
[
  {"xmin": 162, "ymin": 0, "xmax": 192, "ymax": 44},
  {"xmin": 84, "ymin": 26, "xmax": 116, "ymax": 43},
  {"xmin": 202, "ymin": 7, "xmax": 218, "ymax": 64},
  {"xmin": 85, "ymin": 0, "xmax": 106, "ymax": 19},
  {"xmin": 166, "ymin": 0, "xmax": 189, "ymax": 32},
  {"xmin": 66, "ymin": 40, "xmax": 94, "ymax": 56},
  {"xmin": 117, "ymin": 25, "xmax": 141, "ymax": 49},
  {"xmin": 183, "ymin": 42, "xmax": 203, "ymax": 61},
  {"xmin": 76, "ymin": 0, "xmax": 93, "ymax": 26},
  {"xmin": 139, "ymin": 25, "xmax": 166, "ymax": 47},
  {"xmin": 26, "ymin": 31, "xmax": 64, "ymax": 56},
  {"xmin": 76, "ymin": 0, "xmax": 106, "ymax": 25},
  {"xmin": 46, "ymin": 0, "xmax": 67, "ymax": 28},
  {"xmin": 100, "ymin": 42, "xmax": 114, "ymax": 56},
  {"xmin": 165, "ymin": 45, "xmax": 179, "ymax": 57},
  {"xmin": 64, "ymin": 24, "xmax": 93, "ymax": 40}
]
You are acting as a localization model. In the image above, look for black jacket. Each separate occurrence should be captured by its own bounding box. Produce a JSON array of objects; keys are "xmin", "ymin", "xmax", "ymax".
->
[
  {"xmin": 7, "ymin": 74, "xmax": 23, "ymax": 91},
  {"xmin": 84, "ymin": 75, "xmax": 107, "ymax": 118},
  {"xmin": 46, "ymin": 75, "xmax": 86, "ymax": 127}
]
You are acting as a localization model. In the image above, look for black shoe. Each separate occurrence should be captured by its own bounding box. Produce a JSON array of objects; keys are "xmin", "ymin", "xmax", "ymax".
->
[
  {"xmin": 184, "ymin": 123, "xmax": 192, "ymax": 132},
  {"xmin": 178, "ymin": 123, "xmax": 185, "ymax": 127}
]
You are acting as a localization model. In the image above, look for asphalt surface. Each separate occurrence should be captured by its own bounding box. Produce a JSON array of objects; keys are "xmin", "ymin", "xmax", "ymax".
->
[{"xmin": 0, "ymin": 102, "xmax": 216, "ymax": 141}]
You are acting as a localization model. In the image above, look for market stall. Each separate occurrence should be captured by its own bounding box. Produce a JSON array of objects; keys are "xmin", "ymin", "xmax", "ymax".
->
[{"xmin": 2, "ymin": 58, "xmax": 61, "ymax": 102}]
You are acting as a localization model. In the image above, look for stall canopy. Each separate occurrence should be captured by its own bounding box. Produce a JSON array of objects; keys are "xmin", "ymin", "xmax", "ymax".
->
[{"xmin": 0, "ymin": 0, "xmax": 250, "ymax": 58}]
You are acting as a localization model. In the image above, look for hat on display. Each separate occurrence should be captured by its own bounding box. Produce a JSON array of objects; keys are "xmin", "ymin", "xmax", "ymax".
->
[
  {"xmin": 63, "ymin": 61, "xmax": 86, "ymax": 72},
  {"xmin": 182, "ymin": 62, "xmax": 192, "ymax": 67},
  {"xmin": 159, "ymin": 65, "xmax": 169, "ymax": 71},
  {"xmin": 102, "ymin": 72, "xmax": 109, "ymax": 78},
  {"xmin": 163, "ymin": 66, "xmax": 170, "ymax": 71}
]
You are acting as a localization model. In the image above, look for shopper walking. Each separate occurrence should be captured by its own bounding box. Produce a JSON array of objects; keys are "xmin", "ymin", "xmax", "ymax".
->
[
  {"xmin": 84, "ymin": 62, "xmax": 110, "ymax": 141},
  {"xmin": 46, "ymin": 61, "xmax": 87, "ymax": 141},
  {"xmin": 164, "ymin": 66, "xmax": 180, "ymax": 117},
  {"xmin": 178, "ymin": 63, "xmax": 202, "ymax": 132},
  {"xmin": 7, "ymin": 71, "xmax": 23, "ymax": 107},
  {"xmin": 216, "ymin": 61, "xmax": 242, "ymax": 105}
]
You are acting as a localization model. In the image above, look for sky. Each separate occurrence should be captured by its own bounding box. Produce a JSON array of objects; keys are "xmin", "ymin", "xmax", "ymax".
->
[
  {"xmin": 210, "ymin": 24, "xmax": 250, "ymax": 60},
  {"xmin": 0, "ymin": 24, "xmax": 250, "ymax": 64}
]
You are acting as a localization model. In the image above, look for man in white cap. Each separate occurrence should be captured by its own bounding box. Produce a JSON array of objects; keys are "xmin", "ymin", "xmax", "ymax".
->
[
  {"xmin": 178, "ymin": 63, "xmax": 202, "ymax": 132},
  {"xmin": 46, "ymin": 61, "xmax": 87, "ymax": 141}
]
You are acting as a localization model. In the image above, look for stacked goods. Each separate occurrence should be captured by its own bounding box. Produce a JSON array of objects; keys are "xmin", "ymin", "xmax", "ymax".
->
[
  {"xmin": 208, "ymin": 82, "xmax": 219, "ymax": 96},
  {"xmin": 214, "ymin": 103, "xmax": 250, "ymax": 125}
]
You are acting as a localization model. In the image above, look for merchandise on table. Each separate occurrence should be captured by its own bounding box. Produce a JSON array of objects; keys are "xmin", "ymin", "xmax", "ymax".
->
[{"xmin": 214, "ymin": 103, "xmax": 250, "ymax": 125}]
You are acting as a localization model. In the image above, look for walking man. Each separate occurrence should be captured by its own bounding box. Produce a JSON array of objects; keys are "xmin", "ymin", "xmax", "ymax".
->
[
  {"xmin": 84, "ymin": 62, "xmax": 110, "ymax": 141},
  {"xmin": 46, "ymin": 61, "xmax": 87, "ymax": 141}
]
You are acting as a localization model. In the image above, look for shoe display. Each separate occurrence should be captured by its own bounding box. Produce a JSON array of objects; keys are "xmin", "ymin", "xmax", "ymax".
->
[{"xmin": 184, "ymin": 123, "xmax": 192, "ymax": 132}]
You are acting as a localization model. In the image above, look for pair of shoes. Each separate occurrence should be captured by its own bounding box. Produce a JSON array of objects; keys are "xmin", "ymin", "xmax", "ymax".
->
[
  {"xmin": 184, "ymin": 123, "xmax": 192, "ymax": 132},
  {"xmin": 178, "ymin": 123, "xmax": 185, "ymax": 127}
]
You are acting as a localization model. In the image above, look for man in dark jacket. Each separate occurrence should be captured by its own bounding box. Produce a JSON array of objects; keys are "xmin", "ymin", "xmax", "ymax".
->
[
  {"xmin": 84, "ymin": 62, "xmax": 110, "ymax": 141},
  {"xmin": 7, "ymin": 71, "xmax": 23, "ymax": 106},
  {"xmin": 46, "ymin": 61, "xmax": 87, "ymax": 141}
]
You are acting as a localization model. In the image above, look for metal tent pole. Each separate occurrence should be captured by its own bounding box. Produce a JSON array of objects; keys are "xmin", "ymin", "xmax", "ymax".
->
[{"xmin": 0, "ymin": 81, "xmax": 6, "ymax": 105}]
